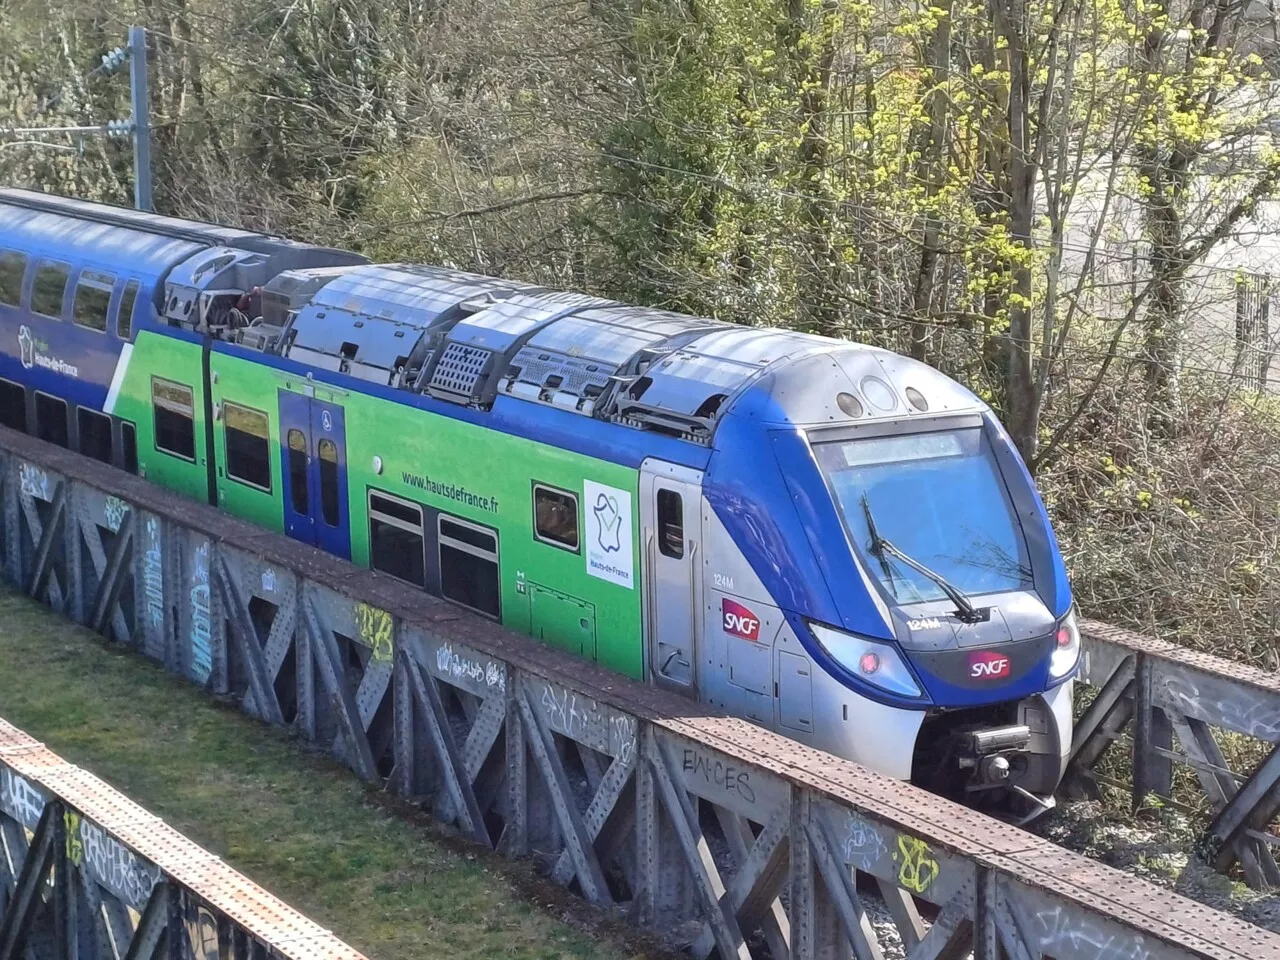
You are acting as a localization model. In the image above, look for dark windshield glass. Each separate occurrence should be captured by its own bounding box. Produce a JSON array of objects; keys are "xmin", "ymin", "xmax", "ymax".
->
[{"xmin": 814, "ymin": 428, "xmax": 1032, "ymax": 603}]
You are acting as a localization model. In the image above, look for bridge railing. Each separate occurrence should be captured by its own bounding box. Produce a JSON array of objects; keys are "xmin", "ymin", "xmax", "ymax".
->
[
  {"xmin": 0, "ymin": 717, "xmax": 365, "ymax": 959},
  {"xmin": 0, "ymin": 424, "xmax": 1274, "ymax": 960},
  {"xmin": 1072, "ymin": 620, "xmax": 1280, "ymax": 888}
]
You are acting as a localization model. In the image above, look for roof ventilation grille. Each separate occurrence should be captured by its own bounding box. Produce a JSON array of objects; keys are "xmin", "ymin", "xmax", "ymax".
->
[{"xmin": 427, "ymin": 342, "xmax": 492, "ymax": 403}]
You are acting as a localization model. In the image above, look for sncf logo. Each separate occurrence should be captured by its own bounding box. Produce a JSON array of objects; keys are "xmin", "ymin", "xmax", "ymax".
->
[
  {"xmin": 969, "ymin": 651, "xmax": 1012, "ymax": 680},
  {"xmin": 722, "ymin": 598, "xmax": 761, "ymax": 642}
]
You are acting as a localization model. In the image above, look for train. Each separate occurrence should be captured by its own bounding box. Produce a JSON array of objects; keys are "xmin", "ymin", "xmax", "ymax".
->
[{"xmin": 0, "ymin": 187, "xmax": 1079, "ymax": 819}]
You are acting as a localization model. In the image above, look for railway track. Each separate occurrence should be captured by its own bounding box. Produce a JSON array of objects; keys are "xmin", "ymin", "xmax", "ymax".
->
[{"xmin": 0, "ymin": 422, "xmax": 1277, "ymax": 960}]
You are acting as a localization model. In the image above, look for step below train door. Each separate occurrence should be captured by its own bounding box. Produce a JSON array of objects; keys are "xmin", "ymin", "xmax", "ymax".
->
[
  {"xmin": 278, "ymin": 389, "xmax": 352, "ymax": 560},
  {"xmin": 640, "ymin": 460, "xmax": 703, "ymax": 694}
]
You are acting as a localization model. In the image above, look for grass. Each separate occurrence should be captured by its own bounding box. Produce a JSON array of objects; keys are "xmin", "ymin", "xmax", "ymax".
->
[{"xmin": 0, "ymin": 587, "xmax": 648, "ymax": 960}]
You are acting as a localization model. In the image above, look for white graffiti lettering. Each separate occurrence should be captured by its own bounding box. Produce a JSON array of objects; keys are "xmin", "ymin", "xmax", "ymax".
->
[
  {"xmin": 18, "ymin": 462, "xmax": 49, "ymax": 501},
  {"xmin": 0, "ymin": 768, "xmax": 46, "ymax": 829},
  {"xmin": 79, "ymin": 818, "xmax": 161, "ymax": 910},
  {"xmin": 436, "ymin": 643, "xmax": 505, "ymax": 691},
  {"xmin": 103, "ymin": 496, "xmax": 129, "ymax": 533},
  {"xmin": 189, "ymin": 542, "xmax": 212, "ymax": 683},
  {"xmin": 611, "ymin": 714, "xmax": 637, "ymax": 766},
  {"xmin": 143, "ymin": 518, "xmax": 164, "ymax": 629},
  {"xmin": 1163, "ymin": 673, "xmax": 1280, "ymax": 740},
  {"xmin": 841, "ymin": 814, "xmax": 888, "ymax": 872},
  {"xmin": 541, "ymin": 685, "xmax": 591, "ymax": 739},
  {"xmin": 1034, "ymin": 906, "xmax": 1151, "ymax": 960}
]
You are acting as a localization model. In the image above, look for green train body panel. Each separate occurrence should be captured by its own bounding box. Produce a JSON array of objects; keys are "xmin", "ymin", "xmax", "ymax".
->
[
  {"xmin": 115, "ymin": 333, "xmax": 211, "ymax": 503},
  {"xmin": 113, "ymin": 332, "xmax": 647, "ymax": 681}
]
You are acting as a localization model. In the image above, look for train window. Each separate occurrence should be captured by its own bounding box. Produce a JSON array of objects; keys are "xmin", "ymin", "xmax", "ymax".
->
[
  {"xmin": 34, "ymin": 393, "xmax": 68, "ymax": 448},
  {"xmin": 533, "ymin": 484, "xmax": 578, "ymax": 551},
  {"xmin": 0, "ymin": 251, "xmax": 26, "ymax": 306},
  {"xmin": 439, "ymin": 515, "xmax": 500, "ymax": 619},
  {"xmin": 224, "ymin": 402, "xmax": 271, "ymax": 492},
  {"xmin": 72, "ymin": 270, "xmax": 115, "ymax": 332},
  {"xmin": 151, "ymin": 377, "xmax": 196, "ymax": 461},
  {"xmin": 657, "ymin": 489, "xmax": 684, "ymax": 559},
  {"xmin": 286, "ymin": 429, "xmax": 309, "ymax": 513},
  {"xmin": 78, "ymin": 408, "xmax": 113, "ymax": 464},
  {"xmin": 368, "ymin": 491, "xmax": 425, "ymax": 587},
  {"xmin": 121, "ymin": 421, "xmax": 138, "ymax": 474},
  {"xmin": 0, "ymin": 379, "xmax": 26, "ymax": 431},
  {"xmin": 31, "ymin": 261, "xmax": 70, "ymax": 319},
  {"xmin": 116, "ymin": 280, "xmax": 139, "ymax": 340},
  {"xmin": 318, "ymin": 438, "xmax": 340, "ymax": 526}
]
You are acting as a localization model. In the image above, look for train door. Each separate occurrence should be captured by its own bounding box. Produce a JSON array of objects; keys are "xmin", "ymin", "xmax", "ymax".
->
[
  {"xmin": 278, "ymin": 390, "xmax": 351, "ymax": 559},
  {"xmin": 640, "ymin": 460, "xmax": 702, "ymax": 693}
]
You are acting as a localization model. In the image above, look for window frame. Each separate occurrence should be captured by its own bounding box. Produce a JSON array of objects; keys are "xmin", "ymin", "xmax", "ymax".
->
[
  {"xmin": 437, "ymin": 513, "xmax": 500, "ymax": 620},
  {"xmin": 532, "ymin": 482, "xmax": 580, "ymax": 553},
  {"xmin": 30, "ymin": 260, "xmax": 71, "ymax": 319},
  {"xmin": 0, "ymin": 378, "xmax": 26, "ymax": 432},
  {"xmin": 71, "ymin": 269, "xmax": 116, "ymax": 333},
  {"xmin": 367, "ymin": 489, "xmax": 426, "ymax": 588},
  {"xmin": 657, "ymin": 488, "xmax": 685, "ymax": 559},
  {"xmin": 222, "ymin": 401, "xmax": 272, "ymax": 493},
  {"xmin": 34, "ymin": 391, "xmax": 69, "ymax": 448},
  {"xmin": 116, "ymin": 279, "xmax": 140, "ymax": 340},
  {"xmin": 317, "ymin": 437, "xmax": 340, "ymax": 527},
  {"xmin": 77, "ymin": 407, "xmax": 114, "ymax": 464},
  {"xmin": 0, "ymin": 250, "xmax": 28, "ymax": 307},
  {"xmin": 151, "ymin": 376, "xmax": 197, "ymax": 462},
  {"xmin": 120, "ymin": 420, "xmax": 138, "ymax": 474}
]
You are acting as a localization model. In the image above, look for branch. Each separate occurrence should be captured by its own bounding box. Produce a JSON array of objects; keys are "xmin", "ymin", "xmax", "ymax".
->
[{"xmin": 374, "ymin": 188, "xmax": 619, "ymax": 228}]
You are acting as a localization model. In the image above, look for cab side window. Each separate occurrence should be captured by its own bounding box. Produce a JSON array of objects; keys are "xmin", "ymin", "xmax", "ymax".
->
[{"xmin": 533, "ymin": 484, "xmax": 578, "ymax": 551}]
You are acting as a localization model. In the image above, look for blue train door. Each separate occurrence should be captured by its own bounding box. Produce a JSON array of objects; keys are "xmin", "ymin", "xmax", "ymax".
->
[{"xmin": 278, "ymin": 390, "xmax": 352, "ymax": 560}]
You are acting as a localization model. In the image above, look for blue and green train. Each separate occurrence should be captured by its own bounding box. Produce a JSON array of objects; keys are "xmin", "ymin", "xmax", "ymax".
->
[{"xmin": 0, "ymin": 188, "xmax": 1080, "ymax": 817}]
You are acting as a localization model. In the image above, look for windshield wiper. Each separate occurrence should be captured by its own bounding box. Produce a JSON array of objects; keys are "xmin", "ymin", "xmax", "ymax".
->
[{"xmin": 859, "ymin": 494, "xmax": 981, "ymax": 623}]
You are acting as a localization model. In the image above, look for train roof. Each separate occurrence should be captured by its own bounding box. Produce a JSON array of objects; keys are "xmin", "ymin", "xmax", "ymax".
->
[
  {"xmin": 0, "ymin": 196, "xmax": 205, "ymax": 280},
  {"xmin": 275, "ymin": 262, "xmax": 985, "ymax": 441},
  {"xmin": 0, "ymin": 188, "xmax": 362, "ymax": 262}
]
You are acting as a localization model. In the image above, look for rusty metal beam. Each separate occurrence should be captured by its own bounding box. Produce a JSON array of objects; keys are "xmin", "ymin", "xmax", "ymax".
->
[
  {"xmin": 2, "ymin": 426, "xmax": 1280, "ymax": 956},
  {"xmin": 0, "ymin": 719, "xmax": 366, "ymax": 960}
]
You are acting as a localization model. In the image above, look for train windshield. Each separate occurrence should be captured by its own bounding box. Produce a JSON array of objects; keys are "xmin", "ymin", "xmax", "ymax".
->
[{"xmin": 814, "ymin": 427, "xmax": 1033, "ymax": 603}]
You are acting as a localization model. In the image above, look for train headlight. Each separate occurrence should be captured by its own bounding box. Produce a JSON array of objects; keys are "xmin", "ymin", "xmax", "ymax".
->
[
  {"xmin": 1050, "ymin": 609, "xmax": 1081, "ymax": 680},
  {"xmin": 810, "ymin": 624, "xmax": 923, "ymax": 699}
]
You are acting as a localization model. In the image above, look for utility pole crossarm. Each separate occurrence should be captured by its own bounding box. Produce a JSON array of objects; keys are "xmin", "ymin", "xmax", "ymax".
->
[{"xmin": 0, "ymin": 27, "xmax": 151, "ymax": 212}]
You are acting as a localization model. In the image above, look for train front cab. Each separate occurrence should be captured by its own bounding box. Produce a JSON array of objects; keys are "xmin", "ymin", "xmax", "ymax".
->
[{"xmin": 661, "ymin": 347, "xmax": 1080, "ymax": 820}]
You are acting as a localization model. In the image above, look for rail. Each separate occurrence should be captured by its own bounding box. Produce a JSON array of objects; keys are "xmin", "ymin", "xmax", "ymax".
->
[
  {"xmin": 0, "ymin": 424, "xmax": 1276, "ymax": 960},
  {"xmin": 0, "ymin": 717, "xmax": 365, "ymax": 959}
]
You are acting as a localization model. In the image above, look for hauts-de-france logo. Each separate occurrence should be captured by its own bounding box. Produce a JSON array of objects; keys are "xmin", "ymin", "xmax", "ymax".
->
[
  {"xmin": 16, "ymin": 324, "xmax": 79, "ymax": 377},
  {"xmin": 18, "ymin": 325, "xmax": 34, "ymax": 369},
  {"xmin": 592, "ymin": 491, "xmax": 623, "ymax": 553},
  {"xmin": 584, "ymin": 480, "xmax": 634, "ymax": 589}
]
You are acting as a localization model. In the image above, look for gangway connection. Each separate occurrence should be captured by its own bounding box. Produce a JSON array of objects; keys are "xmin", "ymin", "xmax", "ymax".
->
[{"xmin": 0, "ymin": 424, "xmax": 1277, "ymax": 960}]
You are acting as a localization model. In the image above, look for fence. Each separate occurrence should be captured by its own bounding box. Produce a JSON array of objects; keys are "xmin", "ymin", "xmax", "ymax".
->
[
  {"xmin": 1071, "ymin": 620, "xmax": 1280, "ymax": 889},
  {"xmin": 0, "ymin": 424, "xmax": 1275, "ymax": 960},
  {"xmin": 0, "ymin": 717, "xmax": 365, "ymax": 959}
]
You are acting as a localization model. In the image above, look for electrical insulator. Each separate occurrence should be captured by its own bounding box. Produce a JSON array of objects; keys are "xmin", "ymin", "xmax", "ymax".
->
[
  {"xmin": 106, "ymin": 118, "xmax": 134, "ymax": 139},
  {"xmin": 99, "ymin": 46, "xmax": 130, "ymax": 73}
]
